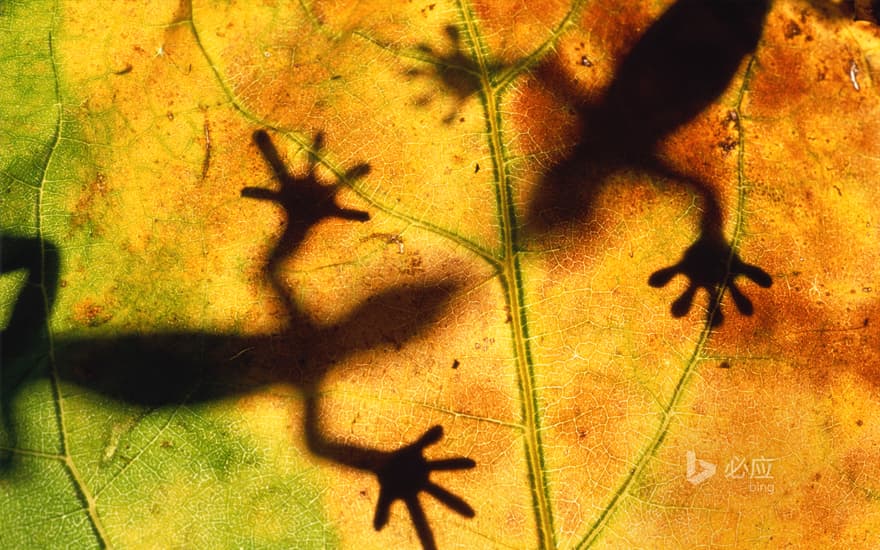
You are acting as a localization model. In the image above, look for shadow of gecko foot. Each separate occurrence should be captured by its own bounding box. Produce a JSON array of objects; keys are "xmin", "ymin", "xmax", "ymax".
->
[
  {"xmin": 648, "ymin": 232, "xmax": 772, "ymax": 326},
  {"xmin": 372, "ymin": 425, "xmax": 476, "ymax": 550},
  {"xmin": 406, "ymin": 25, "xmax": 506, "ymax": 125},
  {"xmin": 242, "ymin": 129, "xmax": 370, "ymax": 231}
]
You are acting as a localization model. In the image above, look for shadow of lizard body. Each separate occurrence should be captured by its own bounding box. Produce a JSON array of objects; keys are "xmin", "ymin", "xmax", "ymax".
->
[
  {"xmin": 527, "ymin": 0, "xmax": 772, "ymax": 325},
  {"xmin": 2, "ymin": 130, "xmax": 474, "ymax": 550}
]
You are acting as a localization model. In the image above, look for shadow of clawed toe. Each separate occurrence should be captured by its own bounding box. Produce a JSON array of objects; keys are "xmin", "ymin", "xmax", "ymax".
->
[
  {"xmin": 649, "ymin": 233, "xmax": 772, "ymax": 326},
  {"xmin": 372, "ymin": 425, "xmax": 475, "ymax": 550}
]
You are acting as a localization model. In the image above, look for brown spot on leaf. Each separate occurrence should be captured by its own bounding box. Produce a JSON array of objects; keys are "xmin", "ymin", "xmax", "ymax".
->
[
  {"xmin": 718, "ymin": 136, "xmax": 738, "ymax": 154},
  {"xmin": 784, "ymin": 20, "xmax": 802, "ymax": 39},
  {"xmin": 399, "ymin": 253, "xmax": 424, "ymax": 276},
  {"xmin": 70, "ymin": 173, "xmax": 110, "ymax": 233},
  {"xmin": 72, "ymin": 299, "xmax": 113, "ymax": 327}
]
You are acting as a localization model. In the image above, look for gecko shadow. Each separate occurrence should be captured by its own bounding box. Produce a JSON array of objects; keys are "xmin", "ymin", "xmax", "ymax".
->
[
  {"xmin": 1, "ymin": 130, "xmax": 474, "ymax": 550},
  {"xmin": 526, "ymin": 0, "xmax": 773, "ymax": 326}
]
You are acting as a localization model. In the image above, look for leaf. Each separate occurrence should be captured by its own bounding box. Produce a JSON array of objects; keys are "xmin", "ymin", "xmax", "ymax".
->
[{"xmin": 2, "ymin": 0, "xmax": 880, "ymax": 548}]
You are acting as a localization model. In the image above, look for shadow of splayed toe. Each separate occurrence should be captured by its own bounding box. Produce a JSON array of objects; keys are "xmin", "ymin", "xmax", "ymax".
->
[{"xmin": 525, "ymin": 0, "xmax": 773, "ymax": 325}]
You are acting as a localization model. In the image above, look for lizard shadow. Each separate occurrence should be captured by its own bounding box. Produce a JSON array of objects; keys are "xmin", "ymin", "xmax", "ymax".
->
[
  {"xmin": 1, "ymin": 130, "xmax": 474, "ymax": 550},
  {"xmin": 526, "ymin": 0, "xmax": 773, "ymax": 326}
]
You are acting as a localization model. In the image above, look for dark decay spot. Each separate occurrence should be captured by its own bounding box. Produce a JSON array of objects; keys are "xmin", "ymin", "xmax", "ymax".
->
[
  {"xmin": 864, "ymin": 318, "xmax": 870, "ymax": 327},
  {"xmin": 75, "ymin": 301, "xmax": 112, "ymax": 328},
  {"xmin": 459, "ymin": 117, "xmax": 465, "ymax": 123},
  {"xmin": 580, "ymin": 55, "xmax": 593, "ymax": 67},
  {"xmin": 452, "ymin": 359, "xmax": 460, "ymax": 369},
  {"xmin": 784, "ymin": 20, "xmax": 802, "ymax": 39},
  {"xmin": 718, "ymin": 136, "xmax": 738, "ymax": 153},
  {"xmin": 857, "ymin": 419, "xmax": 864, "ymax": 427},
  {"xmin": 474, "ymin": 163, "xmax": 480, "ymax": 173},
  {"xmin": 330, "ymin": 75, "xmax": 342, "ymax": 80},
  {"xmin": 201, "ymin": 119, "xmax": 212, "ymax": 180},
  {"xmin": 719, "ymin": 361, "xmax": 731, "ymax": 369}
]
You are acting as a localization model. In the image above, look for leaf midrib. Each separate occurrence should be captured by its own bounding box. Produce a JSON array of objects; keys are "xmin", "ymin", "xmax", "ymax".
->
[{"xmin": 453, "ymin": 3, "xmax": 557, "ymax": 548}]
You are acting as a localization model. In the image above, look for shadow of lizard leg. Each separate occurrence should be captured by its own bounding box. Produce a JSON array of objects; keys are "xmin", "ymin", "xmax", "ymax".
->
[
  {"xmin": 1, "ymin": 235, "xmax": 60, "ymax": 464},
  {"xmin": 644, "ymin": 166, "xmax": 772, "ymax": 325},
  {"xmin": 304, "ymin": 393, "xmax": 474, "ymax": 550}
]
